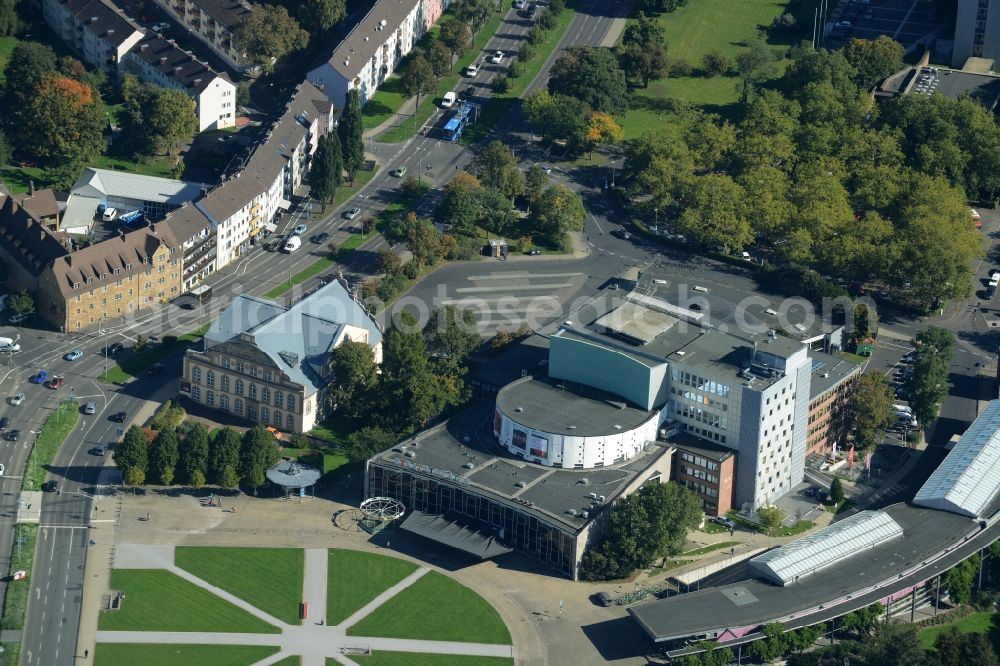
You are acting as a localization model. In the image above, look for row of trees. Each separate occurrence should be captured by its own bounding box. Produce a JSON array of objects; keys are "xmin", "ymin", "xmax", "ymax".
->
[
  {"xmin": 307, "ymin": 87, "xmax": 366, "ymax": 207},
  {"xmin": 329, "ymin": 306, "xmax": 480, "ymax": 462},
  {"xmin": 623, "ymin": 42, "xmax": 985, "ymax": 308},
  {"xmin": 907, "ymin": 327, "xmax": 956, "ymax": 427},
  {"xmin": 113, "ymin": 416, "xmax": 280, "ymax": 492}
]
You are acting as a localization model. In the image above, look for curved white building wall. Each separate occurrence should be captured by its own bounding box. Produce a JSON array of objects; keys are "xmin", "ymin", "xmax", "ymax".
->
[{"xmin": 494, "ymin": 406, "xmax": 664, "ymax": 468}]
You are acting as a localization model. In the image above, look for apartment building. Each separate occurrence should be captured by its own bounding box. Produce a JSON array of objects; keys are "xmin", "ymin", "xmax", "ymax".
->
[
  {"xmin": 194, "ymin": 81, "xmax": 333, "ymax": 269},
  {"xmin": 307, "ymin": 0, "xmax": 427, "ymax": 111},
  {"xmin": 121, "ymin": 34, "xmax": 237, "ymax": 131},
  {"xmin": 672, "ymin": 437, "xmax": 736, "ymax": 517},
  {"xmin": 161, "ymin": 204, "xmax": 215, "ymax": 290},
  {"xmin": 954, "ymin": 0, "xmax": 1000, "ymax": 67},
  {"xmin": 148, "ymin": 0, "xmax": 250, "ymax": 71},
  {"xmin": 42, "ymin": 0, "xmax": 144, "ymax": 73},
  {"xmin": 180, "ymin": 280, "xmax": 382, "ymax": 433}
]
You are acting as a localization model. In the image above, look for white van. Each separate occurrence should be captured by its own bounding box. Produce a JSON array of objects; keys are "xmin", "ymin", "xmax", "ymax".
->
[
  {"xmin": 102, "ymin": 207, "xmax": 118, "ymax": 222},
  {"xmin": 282, "ymin": 236, "xmax": 301, "ymax": 253},
  {"xmin": 893, "ymin": 404, "xmax": 913, "ymax": 415},
  {"xmin": 0, "ymin": 337, "xmax": 20, "ymax": 352}
]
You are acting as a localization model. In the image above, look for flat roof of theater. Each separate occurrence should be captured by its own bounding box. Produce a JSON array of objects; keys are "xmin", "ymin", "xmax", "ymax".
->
[
  {"xmin": 496, "ymin": 375, "xmax": 656, "ymax": 437},
  {"xmin": 369, "ymin": 404, "xmax": 673, "ymax": 532}
]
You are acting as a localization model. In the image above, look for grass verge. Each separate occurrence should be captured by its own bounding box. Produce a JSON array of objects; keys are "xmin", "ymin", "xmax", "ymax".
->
[
  {"xmin": 0, "ymin": 525, "xmax": 38, "ymax": 631},
  {"xmin": 174, "ymin": 547, "xmax": 305, "ymax": 625},
  {"xmin": 918, "ymin": 611, "xmax": 999, "ymax": 649},
  {"xmin": 23, "ymin": 402, "xmax": 78, "ymax": 491},
  {"xmin": 461, "ymin": 2, "xmax": 578, "ymax": 145},
  {"xmin": 99, "ymin": 569, "xmax": 280, "ymax": 633},
  {"xmin": 99, "ymin": 323, "xmax": 210, "ymax": 385},
  {"xmin": 373, "ymin": 12, "xmax": 505, "ymax": 143},
  {"xmin": 272, "ymin": 657, "xmax": 302, "ymax": 666},
  {"xmin": 346, "ymin": 571, "xmax": 511, "ymax": 644},
  {"xmin": 328, "ymin": 549, "xmax": 418, "ymax": 626},
  {"xmin": 263, "ymin": 257, "xmax": 335, "ymax": 298},
  {"xmin": 95, "ymin": 644, "xmax": 280, "ymax": 666},
  {"xmin": 682, "ymin": 541, "xmax": 741, "ymax": 557},
  {"xmin": 350, "ymin": 654, "xmax": 515, "ymax": 666}
]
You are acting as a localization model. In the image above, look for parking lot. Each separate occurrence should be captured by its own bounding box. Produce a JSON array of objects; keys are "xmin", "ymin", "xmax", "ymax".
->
[{"xmin": 829, "ymin": 0, "xmax": 941, "ymax": 51}]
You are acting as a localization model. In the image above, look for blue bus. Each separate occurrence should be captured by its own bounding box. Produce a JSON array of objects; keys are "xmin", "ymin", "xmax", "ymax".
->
[{"xmin": 442, "ymin": 103, "xmax": 473, "ymax": 142}]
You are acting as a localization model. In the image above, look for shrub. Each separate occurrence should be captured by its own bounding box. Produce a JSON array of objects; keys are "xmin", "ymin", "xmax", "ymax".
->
[
  {"xmin": 670, "ymin": 58, "xmax": 693, "ymax": 77},
  {"xmin": 538, "ymin": 10, "xmax": 556, "ymax": 31},
  {"xmin": 520, "ymin": 42, "xmax": 536, "ymax": 61},
  {"xmin": 491, "ymin": 75, "xmax": 510, "ymax": 93},
  {"xmin": 507, "ymin": 61, "xmax": 522, "ymax": 79},
  {"xmin": 702, "ymin": 51, "xmax": 732, "ymax": 76},
  {"xmin": 403, "ymin": 260, "xmax": 420, "ymax": 279},
  {"xmin": 527, "ymin": 26, "xmax": 544, "ymax": 46}
]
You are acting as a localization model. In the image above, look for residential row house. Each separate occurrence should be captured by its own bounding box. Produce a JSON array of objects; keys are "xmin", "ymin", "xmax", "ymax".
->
[
  {"xmin": 307, "ymin": 0, "xmax": 452, "ymax": 111},
  {"xmin": 42, "ymin": 0, "xmax": 235, "ymax": 131},
  {"xmin": 147, "ymin": 0, "xmax": 250, "ymax": 71},
  {"xmin": 181, "ymin": 280, "xmax": 383, "ymax": 433},
  {"xmin": 0, "ymin": 195, "xmax": 182, "ymax": 331}
]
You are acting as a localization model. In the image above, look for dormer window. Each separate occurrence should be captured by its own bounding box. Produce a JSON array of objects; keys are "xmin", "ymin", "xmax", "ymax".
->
[
  {"xmin": 125, "ymin": 263, "xmax": 132, "ymax": 270},
  {"xmin": 100, "ymin": 273, "xmax": 106, "ymax": 279},
  {"xmin": 73, "ymin": 282, "xmax": 80, "ymax": 289},
  {"xmin": 86, "ymin": 276, "xmax": 94, "ymax": 284},
  {"xmin": 113, "ymin": 268, "xmax": 120, "ymax": 275}
]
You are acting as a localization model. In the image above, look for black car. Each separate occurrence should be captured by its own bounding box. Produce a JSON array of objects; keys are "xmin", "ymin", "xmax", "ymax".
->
[
  {"xmin": 110, "ymin": 411, "xmax": 127, "ymax": 422},
  {"xmin": 6, "ymin": 429, "xmax": 20, "ymax": 442},
  {"xmin": 312, "ymin": 232, "xmax": 331, "ymax": 244},
  {"xmin": 147, "ymin": 363, "xmax": 165, "ymax": 376},
  {"xmin": 42, "ymin": 480, "xmax": 57, "ymax": 492},
  {"xmin": 106, "ymin": 342, "xmax": 124, "ymax": 357},
  {"xmin": 0, "ymin": 417, "xmax": 7, "ymax": 430}
]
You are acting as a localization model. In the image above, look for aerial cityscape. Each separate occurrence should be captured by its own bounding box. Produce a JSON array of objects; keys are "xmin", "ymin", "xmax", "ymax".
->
[{"xmin": 0, "ymin": 0, "xmax": 998, "ymax": 664}]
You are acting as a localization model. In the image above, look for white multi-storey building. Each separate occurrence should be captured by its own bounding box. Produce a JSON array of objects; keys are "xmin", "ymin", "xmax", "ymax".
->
[
  {"xmin": 42, "ymin": 0, "xmax": 144, "ymax": 72},
  {"xmin": 147, "ymin": 0, "xmax": 250, "ymax": 71}
]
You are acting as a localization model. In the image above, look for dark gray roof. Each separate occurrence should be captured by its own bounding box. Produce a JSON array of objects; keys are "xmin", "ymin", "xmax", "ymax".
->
[
  {"xmin": 205, "ymin": 279, "xmax": 381, "ymax": 393},
  {"xmin": 60, "ymin": 0, "xmax": 142, "ymax": 47},
  {"xmin": 806, "ymin": 349, "xmax": 861, "ymax": 400},
  {"xmin": 161, "ymin": 203, "xmax": 213, "ymax": 246},
  {"xmin": 266, "ymin": 459, "xmax": 321, "ymax": 487},
  {"xmin": 628, "ymin": 502, "xmax": 978, "ymax": 642},
  {"xmin": 192, "ymin": 0, "xmax": 251, "ymax": 31},
  {"xmin": 321, "ymin": 0, "xmax": 420, "ymax": 78},
  {"xmin": 468, "ymin": 334, "xmax": 551, "ymax": 390},
  {"xmin": 371, "ymin": 405, "xmax": 673, "ymax": 532},
  {"xmin": 127, "ymin": 34, "xmax": 230, "ymax": 94},
  {"xmin": 401, "ymin": 511, "xmax": 513, "ymax": 559},
  {"xmin": 0, "ymin": 196, "xmax": 70, "ymax": 277},
  {"xmin": 672, "ymin": 433, "xmax": 734, "ymax": 463},
  {"xmin": 495, "ymin": 375, "xmax": 656, "ymax": 437}
]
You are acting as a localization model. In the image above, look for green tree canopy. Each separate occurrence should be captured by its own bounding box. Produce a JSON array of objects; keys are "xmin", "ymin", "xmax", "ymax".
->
[
  {"xmin": 344, "ymin": 426, "xmax": 400, "ymax": 463},
  {"xmin": 114, "ymin": 425, "xmax": 149, "ymax": 474},
  {"xmin": 846, "ymin": 372, "xmax": 895, "ymax": 448},
  {"xmin": 439, "ymin": 19, "xmax": 472, "ymax": 67},
  {"xmin": 233, "ymin": 4, "xmax": 308, "ymax": 72},
  {"xmin": 238, "ymin": 425, "xmax": 280, "ymax": 488},
  {"xmin": 308, "ymin": 132, "xmax": 343, "ymax": 209},
  {"xmin": 120, "ymin": 83, "xmax": 197, "ymax": 157},
  {"xmin": 208, "ymin": 427, "xmax": 242, "ymax": 484},
  {"xmin": 471, "ymin": 140, "xmax": 524, "ymax": 200},
  {"xmin": 177, "ymin": 423, "xmax": 210, "ymax": 484},
  {"xmin": 326, "ymin": 339, "xmax": 379, "ymax": 418},
  {"xmin": 294, "ymin": 0, "xmax": 345, "ymax": 33},
  {"xmin": 338, "ymin": 88, "xmax": 365, "ymax": 182},
  {"xmin": 842, "ymin": 36, "xmax": 904, "ymax": 91},
  {"xmin": 148, "ymin": 429, "xmax": 180, "ymax": 485},
  {"xmin": 423, "ymin": 305, "xmax": 481, "ymax": 373},
  {"xmin": 618, "ymin": 11, "xmax": 668, "ymax": 88},
  {"xmin": 400, "ymin": 53, "xmax": 438, "ymax": 110},
  {"xmin": 549, "ymin": 46, "xmax": 628, "ymax": 116},
  {"xmin": 24, "ymin": 74, "xmax": 106, "ymax": 184},
  {"xmin": 534, "ymin": 184, "xmax": 585, "ymax": 247}
]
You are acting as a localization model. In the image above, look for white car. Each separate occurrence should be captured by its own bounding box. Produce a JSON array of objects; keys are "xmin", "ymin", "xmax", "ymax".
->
[
  {"xmin": 343, "ymin": 208, "xmax": 362, "ymax": 220},
  {"xmin": 466, "ymin": 63, "xmax": 479, "ymax": 77},
  {"xmin": 8, "ymin": 314, "xmax": 26, "ymax": 325},
  {"xmin": 8, "ymin": 393, "xmax": 24, "ymax": 406},
  {"xmin": 441, "ymin": 91, "xmax": 457, "ymax": 108},
  {"xmin": 514, "ymin": 0, "xmax": 526, "ymax": 7},
  {"xmin": 292, "ymin": 224, "xmax": 307, "ymax": 235},
  {"xmin": 102, "ymin": 207, "xmax": 118, "ymax": 222},
  {"xmin": 490, "ymin": 51, "xmax": 504, "ymax": 64},
  {"xmin": 151, "ymin": 22, "xmax": 169, "ymax": 32}
]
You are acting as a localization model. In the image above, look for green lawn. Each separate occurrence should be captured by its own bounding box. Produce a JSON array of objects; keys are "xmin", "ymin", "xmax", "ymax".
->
[
  {"xmin": 95, "ymin": 644, "xmax": 280, "ymax": 666},
  {"xmin": 0, "ymin": 525, "xmax": 37, "ymax": 631},
  {"xmin": 99, "ymin": 569, "xmax": 280, "ymax": 633},
  {"xmin": 350, "ymin": 654, "xmax": 514, "ymax": 666},
  {"xmin": 328, "ymin": 549, "xmax": 418, "ymax": 626},
  {"xmin": 271, "ymin": 657, "xmax": 302, "ymax": 666},
  {"xmin": 281, "ymin": 446, "xmax": 349, "ymax": 476},
  {"xmin": 263, "ymin": 256, "xmax": 335, "ymax": 298},
  {"xmin": 174, "ymin": 547, "xmax": 304, "ymax": 625},
  {"xmin": 99, "ymin": 323, "xmax": 210, "ymax": 385},
  {"xmin": 462, "ymin": 1, "xmax": 578, "ymax": 145},
  {"xmin": 918, "ymin": 611, "xmax": 1000, "ymax": 648},
  {"xmin": 682, "ymin": 541, "xmax": 741, "ymax": 557},
  {"xmin": 364, "ymin": 12, "xmax": 505, "ymax": 137},
  {"xmin": 22, "ymin": 401, "xmax": 78, "ymax": 491},
  {"xmin": 621, "ymin": 0, "xmax": 813, "ymax": 137},
  {"xmin": 346, "ymin": 571, "xmax": 511, "ymax": 644}
]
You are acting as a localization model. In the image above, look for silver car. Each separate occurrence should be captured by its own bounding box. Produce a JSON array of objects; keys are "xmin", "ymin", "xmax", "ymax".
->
[
  {"xmin": 344, "ymin": 208, "xmax": 362, "ymax": 220},
  {"xmin": 8, "ymin": 393, "xmax": 25, "ymax": 406},
  {"xmin": 83, "ymin": 401, "xmax": 96, "ymax": 415}
]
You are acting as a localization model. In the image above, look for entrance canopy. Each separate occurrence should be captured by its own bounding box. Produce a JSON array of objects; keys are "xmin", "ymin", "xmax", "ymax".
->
[{"xmin": 400, "ymin": 511, "xmax": 512, "ymax": 559}]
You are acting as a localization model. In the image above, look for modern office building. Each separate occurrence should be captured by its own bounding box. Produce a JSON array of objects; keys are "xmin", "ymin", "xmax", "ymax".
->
[
  {"xmin": 180, "ymin": 280, "xmax": 382, "ymax": 433},
  {"xmin": 42, "ymin": 0, "xmax": 144, "ymax": 73},
  {"xmin": 672, "ymin": 436, "xmax": 736, "ymax": 517},
  {"xmin": 121, "ymin": 34, "xmax": 237, "ymax": 131},
  {"xmin": 147, "ymin": 0, "xmax": 250, "ymax": 71},
  {"xmin": 954, "ymin": 0, "xmax": 1000, "ymax": 68}
]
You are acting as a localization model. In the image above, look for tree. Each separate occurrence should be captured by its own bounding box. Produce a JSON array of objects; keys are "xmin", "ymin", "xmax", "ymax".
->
[
  {"xmin": 943, "ymin": 556, "xmax": 980, "ymax": 606},
  {"xmin": 702, "ymin": 51, "xmax": 731, "ymax": 76},
  {"xmin": 177, "ymin": 423, "xmax": 209, "ymax": 484},
  {"xmin": 840, "ymin": 602, "xmax": 884, "ymax": 637},
  {"xmin": 0, "ymin": 0, "xmax": 17, "ymax": 36},
  {"xmin": 845, "ymin": 372, "xmax": 895, "ymax": 448},
  {"xmin": 25, "ymin": 75, "xmax": 105, "ymax": 182},
  {"xmin": 295, "ymin": 0, "xmax": 345, "ymax": 33},
  {"xmin": 233, "ymin": 5, "xmax": 308, "ymax": 73},
  {"xmin": 308, "ymin": 133, "xmax": 342, "ymax": 209},
  {"xmin": 400, "ymin": 54, "xmax": 438, "ymax": 112},
  {"xmin": 120, "ymin": 84, "xmax": 197, "ymax": 157},
  {"xmin": 917, "ymin": 326, "xmax": 957, "ymax": 359},
  {"xmin": 580, "ymin": 481, "xmax": 702, "ymax": 580},
  {"xmin": 534, "ymin": 184, "xmax": 585, "ymax": 247},
  {"xmin": 427, "ymin": 39, "xmax": 452, "ymax": 79},
  {"xmin": 338, "ymin": 88, "xmax": 365, "ymax": 183},
  {"xmin": 619, "ymin": 11, "xmax": 668, "ymax": 87},
  {"xmin": 439, "ymin": 19, "xmax": 472, "ymax": 69},
  {"xmin": 522, "ymin": 90, "xmax": 588, "ymax": 146},
  {"xmin": 218, "ymin": 464, "xmax": 240, "ymax": 489},
  {"xmin": 375, "ymin": 248, "xmax": 402, "ymax": 276},
  {"xmin": 525, "ymin": 164, "xmax": 547, "ymax": 204},
  {"xmin": 476, "ymin": 186, "xmax": 518, "ymax": 237},
  {"xmin": 435, "ymin": 171, "xmax": 483, "ymax": 236},
  {"xmin": 190, "ymin": 469, "xmax": 206, "ymax": 489},
  {"xmin": 748, "ymin": 623, "xmax": 788, "ymax": 662},
  {"xmin": 407, "ymin": 218, "xmax": 442, "ymax": 266},
  {"xmin": 208, "ymin": 427, "xmax": 242, "ymax": 484},
  {"xmin": 549, "ymin": 46, "xmax": 628, "ymax": 115},
  {"xmin": 908, "ymin": 350, "xmax": 949, "ymax": 428},
  {"xmin": 424, "ymin": 305, "xmax": 481, "ymax": 373},
  {"xmin": 757, "ymin": 504, "xmax": 785, "ymax": 533},
  {"xmin": 344, "ymin": 426, "xmax": 399, "ymax": 463},
  {"xmin": 584, "ymin": 112, "xmax": 623, "ymax": 158},
  {"xmin": 2, "ymin": 42, "xmax": 58, "ymax": 137},
  {"xmin": 454, "ymin": 0, "xmax": 493, "ymax": 36},
  {"xmin": 7, "ymin": 291, "xmax": 34, "ymax": 317},
  {"xmin": 830, "ymin": 477, "xmax": 845, "ymax": 505},
  {"xmin": 842, "ymin": 36, "xmax": 904, "ymax": 90},
  {"xmin": 0, "ymin": 128, "xmax": 10, "ymax": 170},
  {"xmin": 677, "ymin": 174, "xmax": 752, "ymax": 252},
  {"xmin": 326, "ymin": 340, "xmax": 379, "ymax": 418},
  {"xmin": 238, "ymin": 425, "xmax": 280, "ymax": 491},
  {"xmin": 148, "ymin": 429, "xmax": 179, "ymax": 485},
  {"xmin": 735, "ymin": 39, "xmax": 774, "ymax": 106},
  {"xmin": 114, "ymin": 425, "xmax": 149, "ymax": 474},
  {"xmin": 862, "ymin": 621, "xmax": 929, "ymax": 666},
  {"xmin": 472, "ymin": 140, "xmax": 524, "ymax": 200}
]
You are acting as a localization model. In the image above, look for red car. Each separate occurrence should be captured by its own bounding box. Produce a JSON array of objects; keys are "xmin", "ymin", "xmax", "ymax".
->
[{"xmin": 47, "ymin": 376, "xmax": 65, "ymax": 390}]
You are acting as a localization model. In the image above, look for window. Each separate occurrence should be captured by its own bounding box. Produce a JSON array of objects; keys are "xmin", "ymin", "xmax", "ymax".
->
[
  {"xmin": 273, "ymin": 410, "xmax": 282, "ymax": 425},
  {"xmin": 235, "ymin": 398, "xmax": 243, "ymax": 414},
  {"xmin": 286, "ymin": 413, "xmax": 294, "ymax": 430},
  {"xmin": 288, "ymin": 395, "xmax": 296, "ymax": 411},
  {"xmin": 221, "ymin": 375, "xmax": 229, "ymax": 391},
  {"xmin": 264, "ymin": 370, "xmax": 273, "ymax": 382},
  {"xmin": 236, "ymin": 362, "xmax": 243, "ymax": 373},
  {"xmin": 250, "ymin": 366, "xmax": 258, "ymax": 378},
  {"xmin": 192, "ymin": 387, "xmax": 201, "ymax": 401},
  {"xmin": 249, "ymin": 383, "xmax": 257, "ymax": 399},
  {"xmin": 261, "ymin": 407, "xmax": 269, "ymax": 423},
  {"xmin": 206, "ymin": 390, "xmax": 214, "ymax": 406},
  {"xmin": 192, "ymin": 366, "xmax": 201, "ymax": 383},
  {"xmin": 206, "ymin": 371, "xmax": 215, "ymax": 388},
  {"xmin": 222, "ymin": 358, "xmax": 230, "ymax": 369},
  {"xmin": 305, "ymin": 400, "xmax": 312, "ymax": 414},
  {"xmin": 247, "ymin": 404, "xmax": 257, "ymax": 420},
  {"xmin": 220, "ymin": 395, "xmax": 229, "ymax": 410},
  {"xmin": 235, "ymin": 379, "xmax": 244, "ymax": 396},
  {"xmin": 262, "ymin": 387, "xmax": 270, "ymax": 403},
  {"xmin": 275, "ymin": 390, "xmax": 283, "ymax": 407}
]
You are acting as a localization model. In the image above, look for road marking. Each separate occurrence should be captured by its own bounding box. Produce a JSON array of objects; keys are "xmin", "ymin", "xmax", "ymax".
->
[
  {"xmin": 465, "ymin": 272, "xmax": 583, "ymax": 280},
  {"xmin": 455, "ymin": 283, "xmax": 574, "ymax": 294}
]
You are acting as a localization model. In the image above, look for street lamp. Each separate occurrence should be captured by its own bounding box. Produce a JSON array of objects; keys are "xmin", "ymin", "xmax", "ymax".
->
[
  {"xmin": 28, "ymin": 430, "xmax": 40, "ymax": 489},
  {"xmin": 654, "ymin": 208, "xmax": 658, "ymax": 229}
]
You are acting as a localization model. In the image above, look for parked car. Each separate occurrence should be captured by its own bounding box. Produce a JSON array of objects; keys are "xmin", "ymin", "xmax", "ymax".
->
[
  {"xmin": 147, "ymin": 363, "xmax": 165, "ymax": 376},
  {"xmin": 537, "ymin": 164, "xmax": 552, "ymax": 174},
  {"xmin": 64, "ymin": 350, "xmax": 83, "ymax": 361},
  {"xmin": 0, "ymin": 417, "xmax": 8, "ymax": 430},
  {"xmin": 47, "ymin": 376, "xmax": 65, "ymax": 390},
  {"xmin": 391, "ymin": 166, "xmax": 407, "ymax": 177},
  {"xmin": 8, "ymin": 393, "xmax": 24, "ymax": 406},
  {"xmin": 102, "ymin": 207, "xmax": 118, "ymax": 222},
  {"xmin": 465, "ymin": 63, "xmax": 479, "ymax": 77},
  {"xmin": 82, "ymin": 401, "xmax": 96, "ymax": 415},
  {"xmin": 292, "ymin": 223, "xmax": 307, "ymax": 235},
  {"xmin": 594, "ymin": 591, "xmax": 614, "ymax": 607},
  {"xmin": 151, "ymin": 21, "xmax": 169, "ymax": 31},
  {"xmin": 91, "ymin": 444, "xmax": 109, "ymax": 456},
  {"xmin": 711, "ymin": 516, "xmax": 737, "ymax": 530},
  {"xmin": 441, "ymin": 91, "xmax": 457, "ymax": 108},
  {"xmin": 6, "ymin": 430, "xmax": 19, "ymax": 442},
  {"xmin": 344, "ymin": 207, "xmax": 362, "ymax": 220},
  {"xmin": 513, "ymin": 0, "xmax": 526, "ymax": 7},
  {"xmin": 311, "ymin": 232, "xmax": 331, "ymax": 244},
  {"xmin": 29, "ymin": 370, "xmax": 48, "ymax": 384},
  {"xmin": 490, "ymin": 50, "xmax": 505, "ymax": 64}
]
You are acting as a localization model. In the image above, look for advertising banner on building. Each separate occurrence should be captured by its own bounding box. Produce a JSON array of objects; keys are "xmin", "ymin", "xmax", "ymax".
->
[{"xmin": 529, "ymin": 433, "xmax": 549, "ymax": 458}]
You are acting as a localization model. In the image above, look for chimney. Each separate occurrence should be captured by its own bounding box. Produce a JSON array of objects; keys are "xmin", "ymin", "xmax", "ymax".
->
[
  {"xmin": 160, "ymin": 56, "xmax": 167, "ymax": 64},
  {"xmin": 140, "ymin": 43, "xmax": 148, "ymax": 51},
  {"xmin": 120, "ymin": 231, "xmax": 126, "ymax": 242},
  {"xmin": 65, "ymin": 254, "xmax": 72, "ymax": 266},
  {"xmin": 150, "ymin": 222, "xmax": 157, "ymax": 233}
]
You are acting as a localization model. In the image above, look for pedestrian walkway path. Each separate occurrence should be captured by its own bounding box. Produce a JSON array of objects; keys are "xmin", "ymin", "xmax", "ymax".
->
[{"xmin": 96, "ymin": 543, "xmax": 514, "ymax": 666}]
